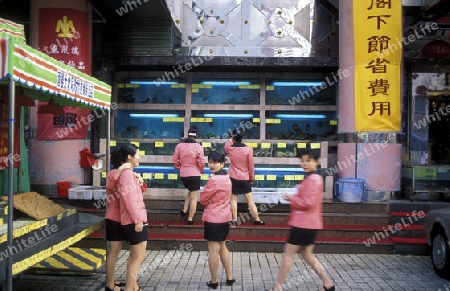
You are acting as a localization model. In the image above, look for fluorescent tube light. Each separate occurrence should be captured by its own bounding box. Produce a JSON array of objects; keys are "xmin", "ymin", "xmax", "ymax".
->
[
  {"xmin": 201, "ymin": 81, "xmax": 250, "ymax": 86},
  {"xmin": 130, "ymin": 81, "xmax": 178, "ymax": 85},
  {"xmin": 272, "ymin": 82, "xmax": 324, "ymax": 87},
  {"xmin": 204, "ymin": 114, "xmax": 254, "ymax": 118},
  {"xmin": 275, "ymin": 114, "xmax": 327, "ymax": 119},
  {"xmin": 130, "ymin": 114, "xmax": 179, "ymax": 118}
]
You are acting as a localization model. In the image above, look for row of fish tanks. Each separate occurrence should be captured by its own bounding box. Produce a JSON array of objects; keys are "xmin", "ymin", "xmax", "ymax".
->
[
  {"xmin": 101, "ymin": 164, "xmax": 330, "ymax": 190},
  {"xmin": 117, "ymin": 78, "xmax": 337, "ymax": 106},
  {"xmin": 109, "ymin": 140, "xmax": 326, "ymax": 158},
  {"xmin": 113, "ymin": 110, "xmax": 337, "ymax": 142}
]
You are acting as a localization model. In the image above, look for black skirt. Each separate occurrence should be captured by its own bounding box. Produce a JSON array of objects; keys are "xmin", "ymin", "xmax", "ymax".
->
[
  {"xmin": 287, "ymin": 227, "xmax": 318, "ymax": 246},
  {"xmin": 204, "ymin": 221, "xmax": 230, "ymax": 242}
]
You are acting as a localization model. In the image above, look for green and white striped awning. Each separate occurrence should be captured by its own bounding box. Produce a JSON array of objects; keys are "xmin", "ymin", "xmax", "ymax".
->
[{"xmin": 0, "ymin": 17, "xmax": 111, "ymax": 110}]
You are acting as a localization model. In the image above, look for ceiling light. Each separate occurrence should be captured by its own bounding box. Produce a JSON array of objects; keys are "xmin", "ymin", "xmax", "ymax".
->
[
  {"xmin": 130, "ymin": 113, "xmax": 179, "ymax": 118},
  {"xmin": 204, "ymin": 114, "xmax": 253, "ymax": 118},
  {"xmin": 272, "ymin": 82, "xmax": 324, "ymax": 87},
  {"xmin": 201, "ymin": 81, "xmax": 251, "ymax": 86},
  {"xmin": 129, "ymin": 81, "xmax": 178, "ymax": 85},
  {"xmin": 275, "ymin": 114, "xmax": 326, "ymax": 119}
]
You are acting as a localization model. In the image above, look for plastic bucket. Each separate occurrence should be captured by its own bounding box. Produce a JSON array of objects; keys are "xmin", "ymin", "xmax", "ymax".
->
[
  {"xmin": 335, "ymin": 178, "xmax": 365, "ymax": 203},
  {"xmin": 56, "ymin": 181, "xmax": 71, "ymax": 197}
]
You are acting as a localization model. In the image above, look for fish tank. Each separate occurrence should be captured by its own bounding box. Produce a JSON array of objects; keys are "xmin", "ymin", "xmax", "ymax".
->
[
  {"xmin": 191, "ymin": 78, "xmax": 260, "ymax": 105},
  {"xmin": 114, "ymin": 110, "xmax": 185, "ymax": 139},
  {"xmin": 265, "ymin": 110, "xmax": 337, "ymax": 141},
  {"xmin": 131, "ymin": 165, "xmax": 306, "ymax": 189},
  {"xmin": 116, "ymin": 77, "xmax": 186, "ymax": 104},
  {"xmin": 189, "ymin": 110, "xmax": 260, "ymax": 140},
  {"xmin": 265, "ymin": 79, "xmax": 337, "ymax": 106}
]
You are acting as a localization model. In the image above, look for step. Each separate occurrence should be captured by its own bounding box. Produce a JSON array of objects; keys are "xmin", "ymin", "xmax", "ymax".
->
[
  {"xmin": 0, "ymin": 192, "xmax": 104, "ymax": 283},
  {"xmin": 52, "ymin": 197, "xmax": 389, "ymax": 214},
  {"xmin": 388, "ymin": 200, "xmax": 450, "ymax": 213},
  {"xmin": 79, "ymin": 231, "xmax": 395, "ymax": 254},
  {"xmin": 144, "ymin": 221, "xmax": 398, "ymax": 240},
  {"xmin": 27, "ymin": 247, "xmax": 106, "ymax": 275}
]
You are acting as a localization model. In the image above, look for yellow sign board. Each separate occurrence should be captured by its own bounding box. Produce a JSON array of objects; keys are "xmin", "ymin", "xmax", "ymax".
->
[{"xmin": 353, "ymin": 0, "xmax": 402, "ymax": 132}]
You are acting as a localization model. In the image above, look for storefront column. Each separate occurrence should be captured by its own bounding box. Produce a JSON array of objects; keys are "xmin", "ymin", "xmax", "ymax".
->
[
  {"xmin": 337, "ymin": 0, "xmax": 401, "ymax": 198},
  {"xmin": 28, "ymin": 0, "xmax": 93, "ymax": 195}
]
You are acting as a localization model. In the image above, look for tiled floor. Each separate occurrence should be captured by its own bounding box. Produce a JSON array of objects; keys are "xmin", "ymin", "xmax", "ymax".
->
[{"xmin": 10, "ymin": 250, "xmax": 450, "ymax": 290}]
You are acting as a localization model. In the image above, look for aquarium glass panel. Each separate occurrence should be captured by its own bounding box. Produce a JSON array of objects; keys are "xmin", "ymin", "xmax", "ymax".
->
[
  {"xmin": 190, "ymin": 110, "xmax": 260, "ymax": 140},
  {"xmin": 117, "ymin": 78, "xmax": 186, "ymax": 104},
  {"xmin": 114, "ymin": 110, "xmax": 185, "ymax": 139},
  {"xmin": 265, "ymin": 111, "xmax": 337, "ymax": 141},
  {"xmin": 191, "ymin": 78, "xmax": 260, "ymax": 104},
  {"xmin": 266, "ymin": 79, "xmax": 336, "ymax": 105}
]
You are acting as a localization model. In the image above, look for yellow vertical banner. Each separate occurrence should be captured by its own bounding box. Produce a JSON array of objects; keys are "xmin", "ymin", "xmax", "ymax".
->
[{"xmin": 354, "ymin": 0, "xmax": 402, "ymax": 132}]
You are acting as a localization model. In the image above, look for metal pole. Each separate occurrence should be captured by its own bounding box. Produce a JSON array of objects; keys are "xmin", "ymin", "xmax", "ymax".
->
[
  {"xmin": 7, "ymin": 78, "xmax": 15, "ymax": 291},
  {"xmin": 105, "ymin": 108, "xmax": 111, "ymax": 254},
  {"xmin": 106, "ymin": 108, "xmax": 110, "ymax": 172}
]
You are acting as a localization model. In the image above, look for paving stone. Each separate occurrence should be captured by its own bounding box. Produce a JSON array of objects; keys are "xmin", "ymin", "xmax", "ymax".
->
[{"xmin": 8, "ymin": 251, "xmax": 450, "ymax": 290}]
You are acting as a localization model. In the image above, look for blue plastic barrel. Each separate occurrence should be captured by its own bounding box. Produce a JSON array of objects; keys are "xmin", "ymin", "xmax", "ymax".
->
[{"xmin": 335, "ymin": 178, "xmax": 366, "ymax": 203}]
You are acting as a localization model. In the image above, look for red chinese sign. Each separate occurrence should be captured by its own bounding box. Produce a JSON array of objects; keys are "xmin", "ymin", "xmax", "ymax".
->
[
  {"xmin": 37, "ymin": 102, "xmax": 91, "ymax": 141},
  {"xmin": 38, "ymin": 8, "xmax": 91, "ymax": 74},
  {"xmin": 37, "ymin": 8, "xmax": 92, "ymax": 140}
]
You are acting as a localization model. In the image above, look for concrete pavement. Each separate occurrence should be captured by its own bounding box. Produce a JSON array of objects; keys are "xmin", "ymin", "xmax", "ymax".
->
[{"xmin": 10, "ymin": 249, "xmax": 450, "ymax": 290}]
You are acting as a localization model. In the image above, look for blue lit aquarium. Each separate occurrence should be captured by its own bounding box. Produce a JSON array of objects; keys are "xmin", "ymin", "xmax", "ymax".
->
[
  {"xmin": 191, "ymin": 78, "xmax": 260, "ymax": 105},
  {"xmin": 265, "ymin": 79, "xmax": 337, "ymax": 106},
  {"xmin": 117, "ymin": 78, "xmax": 186, "ymax": 104},
  {"xmin": 132, "ymin": 164, "xmax": 307, "ymax": 189},
  {"xmin": 265, "ymin": 111, "xmax": 337, "ymax": 141},
  {"xmin": 114, "ymin": 110, "xmax": 185, "ymax": 139},
  {"xmin": 190, "ymin": 110, "xmax": 260, "ymax": 139}
]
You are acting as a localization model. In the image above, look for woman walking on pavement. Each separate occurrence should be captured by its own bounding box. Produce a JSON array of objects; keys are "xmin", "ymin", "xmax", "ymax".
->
[
  {"xmin": 200, "ymin": 152, "xmax": 235, "ymax": 289},
  {"xmin": 172, "ymin": 128, "xmax": 205, "ymax": 224},
  {"xmin": 224, "ymin": 130, "xmax": 265, "ymax": 225},
  {"xmin": 104, "ymin": 149, "xmax": 127, "ymax": 291},
  {"xmin": 267, "ymin": 150, "xmax": 334, "ymax": 291},
  {"xmin": 116, "ymin": 144, "xmax": 148, "ymax": 291}
]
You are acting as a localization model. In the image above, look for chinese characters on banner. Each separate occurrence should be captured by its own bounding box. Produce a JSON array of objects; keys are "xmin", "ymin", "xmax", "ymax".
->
[
  {"xmin": 38, "ymin": 9, "xmax": 91, "ymax": 73},
  {"xmin": 37, "ymin": 103, "xmax": 92, "ymax": 140},
  {"xmin": 37, "ymin": 8, "xmax": 91, "ymax": 140},
  {"xmin": 354, "ymin": 0, "xmax": 402, "ymax": 132}
]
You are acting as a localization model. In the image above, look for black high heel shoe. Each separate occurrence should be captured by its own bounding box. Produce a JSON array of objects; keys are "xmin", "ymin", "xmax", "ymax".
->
[
  {"xmin": 226, "ymin": 278, "xmax": 236, "ymax": 286},
  {"xmin": 323, "ymin": 285, "xmax": 335, "ymax": 291},
  {"xmin": 207, "ymin": 281, "xmax": 218, "ymax": 289}
]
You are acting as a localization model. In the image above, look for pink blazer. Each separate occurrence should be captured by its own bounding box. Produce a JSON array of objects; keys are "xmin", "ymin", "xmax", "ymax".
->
[
  {"xmin": 200, "ymin": 171, "xmax": 232, "ymax": 223},
  {"xmin": 117, "ymin": 168, "xmax": 147, "ymax": 225},
  {"xmin": 172, "ymin": 142, "xmax": 205, "ymax": 177},
  {"xmin": 105, "ymin": 169, "xmax": 120, "ymax": 222},
  {"xmin": 287, "ymin": 173, "xmax": 324, "ymax": 230},
  {"xmin": 224, "ymin": 139, "xmax": 254, "ymax": 181}
]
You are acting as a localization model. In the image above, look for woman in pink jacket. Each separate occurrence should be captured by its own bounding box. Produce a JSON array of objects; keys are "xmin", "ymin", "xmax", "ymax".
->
[
  {"xmin": 172, "ymin": 128, "xmax": 205, "ymax": 224},
  {"xmin": 105, "ymin": 151, "xmax": 148, "ymax": 291},
  {"xmin": 267, "ymin": 151, "xmax": 334, "ymax": 291},
  {"xmin": 200, "ymin": 152, "xmax": 235, "ymax": 289},
  {"xmin": 116, "ymin": 144, "xmax": 147, "ymax": 291},
  {"xmin": 105, "ymin": 149, "xmax": 126, "ymax": 291},
  {"xmin": 224, "ymin": 130, "xmax": 265, "ymax": 225}
]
